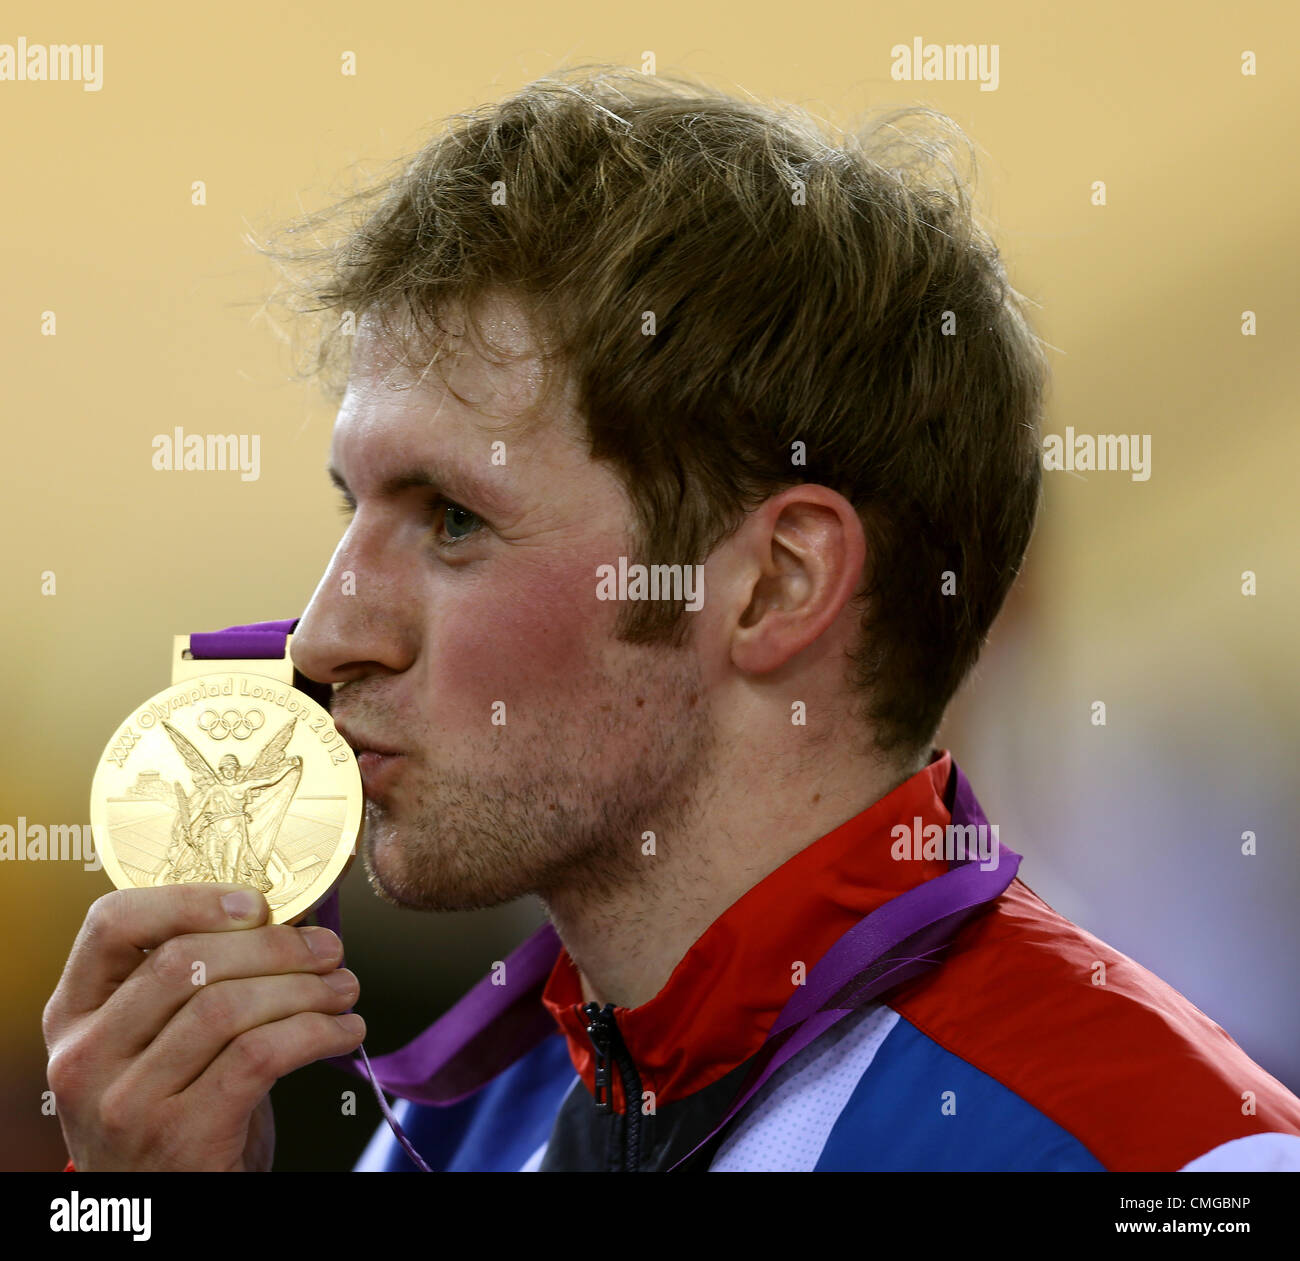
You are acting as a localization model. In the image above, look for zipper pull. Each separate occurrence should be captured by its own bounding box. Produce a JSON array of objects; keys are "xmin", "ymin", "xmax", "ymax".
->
[{"xmin": 582, "ymin": 1001, "xmax": 614, "ymax": 1115}]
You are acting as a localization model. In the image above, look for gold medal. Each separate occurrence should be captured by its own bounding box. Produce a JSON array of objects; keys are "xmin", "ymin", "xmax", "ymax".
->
[{"xmin": 89, "ymin": 635, "xmax": 363, "ymax": 924}]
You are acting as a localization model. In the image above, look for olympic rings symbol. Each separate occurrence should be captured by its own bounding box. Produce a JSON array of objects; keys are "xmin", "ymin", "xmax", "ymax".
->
[{"xmin": 197, "ymin": 708, "xmax": 266, "ymax": 741}]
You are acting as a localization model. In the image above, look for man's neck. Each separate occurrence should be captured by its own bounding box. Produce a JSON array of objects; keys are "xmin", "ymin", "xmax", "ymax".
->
[{"xmin": 542, "ymin": 744, "xmax": 925, "ymax": 1010}]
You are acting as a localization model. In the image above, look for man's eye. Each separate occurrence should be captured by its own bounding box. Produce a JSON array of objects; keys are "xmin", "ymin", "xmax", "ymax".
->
[
  {"xmin": 434, "ymin": 498, "xmax": 482, "ymax": 544},
  {"xmin": 336, "ymin": 496, "xmax": 356, "ymax": 519}
]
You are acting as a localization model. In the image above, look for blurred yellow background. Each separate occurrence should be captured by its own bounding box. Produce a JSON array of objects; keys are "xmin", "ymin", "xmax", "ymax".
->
[{"xmin": 3, "ymin": 0, "xmax": 1297, "ymax": 1169}]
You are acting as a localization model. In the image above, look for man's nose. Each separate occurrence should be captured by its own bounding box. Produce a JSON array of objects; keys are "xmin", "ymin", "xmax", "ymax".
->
[{"xmin": 290, "ymin": 532, "xmax": 412, "ymax": 685}]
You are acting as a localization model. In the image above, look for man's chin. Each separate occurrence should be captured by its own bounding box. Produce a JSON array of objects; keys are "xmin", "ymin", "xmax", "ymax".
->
[
  {"xmin": 359, "ymin": 816, "xmax": 525, "ymax": 913},
  {"xmin": 360, "ymin": 824, "xmax": 438, "ymax": 910}
]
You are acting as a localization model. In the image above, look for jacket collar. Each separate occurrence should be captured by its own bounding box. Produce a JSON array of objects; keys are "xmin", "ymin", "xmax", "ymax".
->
[{"xmin": 541, "ymin": 749, "xmax": 954, "ymax": 1106}]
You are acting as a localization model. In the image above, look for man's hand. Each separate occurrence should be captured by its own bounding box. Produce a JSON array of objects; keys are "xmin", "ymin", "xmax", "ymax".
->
[{"xmin": 43, "ymin": 884, "xmax": 365, "ymax": 1171}]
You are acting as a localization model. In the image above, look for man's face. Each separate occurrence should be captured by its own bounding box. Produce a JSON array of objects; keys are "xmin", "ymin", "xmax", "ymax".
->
[{"xmin": 291, "ymin": 299, "xmax": 717, "ymax": 912}]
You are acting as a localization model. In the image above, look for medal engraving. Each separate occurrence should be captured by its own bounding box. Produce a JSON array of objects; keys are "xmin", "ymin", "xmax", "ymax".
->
[{"xmin": 90, "ymin": 672, "xmax": 363, "ymax": 924}]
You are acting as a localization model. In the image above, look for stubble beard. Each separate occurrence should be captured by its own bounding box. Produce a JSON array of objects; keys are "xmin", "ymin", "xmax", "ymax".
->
[{"xmin": 359, "ymin": 642, "xmax": 715, "ymax": 913}]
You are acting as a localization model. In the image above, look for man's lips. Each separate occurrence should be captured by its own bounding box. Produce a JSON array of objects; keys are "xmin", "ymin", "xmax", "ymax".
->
[
  {"xmin": 333, "ymin": 720, "xmax": 407, "ymax": 795},
  {"xmin": 355, "ymin": 750, "xmax": 404, "ymax": 795},
  {"xmin": 333, "ymin": 719, "xmax": 404, "ymax": 758}
]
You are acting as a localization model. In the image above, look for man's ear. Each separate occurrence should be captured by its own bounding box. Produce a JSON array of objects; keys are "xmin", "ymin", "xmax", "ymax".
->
[{"xmin": 728, "ymin": 484, "xmax": 867, "ymax": 676}]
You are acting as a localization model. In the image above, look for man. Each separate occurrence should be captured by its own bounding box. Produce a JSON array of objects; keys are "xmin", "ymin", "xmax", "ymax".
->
[{"xmin": 46, "ymin": 67, "xmax": 1300, "ymax": 1172}]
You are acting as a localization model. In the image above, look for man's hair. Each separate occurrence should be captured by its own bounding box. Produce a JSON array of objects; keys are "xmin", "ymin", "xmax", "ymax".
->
[{"xmin": 258, "ymin": 64, "xmax": 1047, "ymax": 761}]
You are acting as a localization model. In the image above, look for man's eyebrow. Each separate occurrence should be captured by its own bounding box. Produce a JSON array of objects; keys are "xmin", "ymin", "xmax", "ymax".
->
[{"xmin": 327, "ymin": 463, "xmax": 508, "ymax": 510}]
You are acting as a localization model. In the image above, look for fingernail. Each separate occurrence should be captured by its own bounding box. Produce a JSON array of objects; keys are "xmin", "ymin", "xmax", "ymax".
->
[
  {"xmin": 335, "ymin": 1013, "xmax": 364, "ymax": 1037},
  {"xmin": 323, "ymin": 969, "xmax": 357, "ymax": 994},
  {"xmin": 302, "ymin": 926, "xmax": 340, "ymax": 959},
  {"xmin": 220, "ymin": 890, "xmax": 261, "ymax": 920}
]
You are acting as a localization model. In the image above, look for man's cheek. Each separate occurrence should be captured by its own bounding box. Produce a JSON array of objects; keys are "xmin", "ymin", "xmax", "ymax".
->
[{"xmin": 434, "ymin": 564, "xmax": 606, "ymax": 701}]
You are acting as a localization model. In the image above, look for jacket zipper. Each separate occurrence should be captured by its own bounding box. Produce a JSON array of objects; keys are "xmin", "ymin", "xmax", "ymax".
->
[{"xmin": 582, "ymin": 1001, "xmax": 644, "ymax": 1172}]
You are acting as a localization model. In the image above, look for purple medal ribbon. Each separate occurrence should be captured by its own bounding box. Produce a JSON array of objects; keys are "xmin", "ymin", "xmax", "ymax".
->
[
  {"xmin": 188, "ymin": 618, "xmax": 299, "ymax": 661},
  {"xmin": 196, "ymin": 618, "xmax": 1021, "ymax": 1172}
]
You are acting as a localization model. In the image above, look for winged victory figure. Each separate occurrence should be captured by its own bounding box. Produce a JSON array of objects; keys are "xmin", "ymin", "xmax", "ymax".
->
[{"xmin": 158, "ymin": 718, "xmax": 303, "ymax": 893}]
